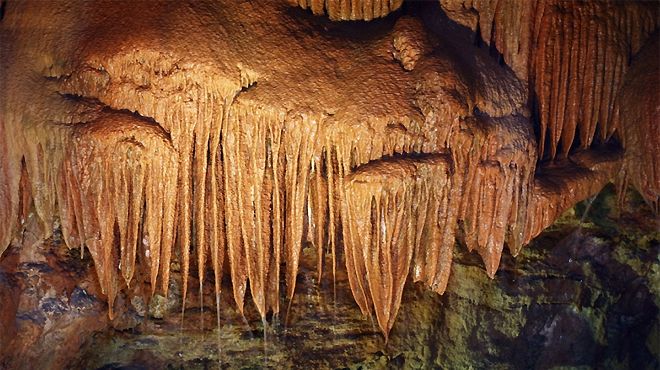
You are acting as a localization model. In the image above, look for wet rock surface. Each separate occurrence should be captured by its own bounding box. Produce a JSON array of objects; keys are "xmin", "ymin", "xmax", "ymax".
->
[{"xmin": 23, "ymin": 187, "xmax": 649, "ymax": 369}]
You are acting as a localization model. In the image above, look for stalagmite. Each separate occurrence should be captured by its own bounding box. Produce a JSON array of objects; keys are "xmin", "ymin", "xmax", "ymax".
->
[{"xmin": 0, "ymin": 0, "xmax": 654, "ymax": 339}]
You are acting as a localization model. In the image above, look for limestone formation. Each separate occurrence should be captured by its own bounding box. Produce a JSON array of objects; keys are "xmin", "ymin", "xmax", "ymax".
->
[
  {"xmin": 439, "ymin": 0, "xmax": 658, "ymax": 159},
  {"xmin": 289, "ymin": 0, "xmax": 404, "ymax": 21},
  {"xmin": 0, "ymin": 0, "xmax": 655, "ymax": 340},
  {"xmin": 614, "ymin": 33, "xmax": 659, "ymax": 213}
]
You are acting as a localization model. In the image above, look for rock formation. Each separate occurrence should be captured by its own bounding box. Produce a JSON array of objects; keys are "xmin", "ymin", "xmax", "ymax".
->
[
  {"xmin": 0, "ymin": 0, "xmax": 656, "ymax": 341},
  {"xmin": 288, "ymin": 0, "xmax": 404, "ymax": 20},
  {"xmin": 614, "ymin": 32, "xmax": 659, "ymax": 213},
  {"xmin": 438, "ymin": 0, "xmax": 657, "ymax": 158}
]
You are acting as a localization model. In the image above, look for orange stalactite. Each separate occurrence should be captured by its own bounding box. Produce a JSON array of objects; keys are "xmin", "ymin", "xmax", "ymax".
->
[
  {"xmin": 0, "ymin": 0, "xmax": 652, "ymax": 339},
  {"xmin": 439, "ymin": 0, "xmax": 657, "ymax": 159}
]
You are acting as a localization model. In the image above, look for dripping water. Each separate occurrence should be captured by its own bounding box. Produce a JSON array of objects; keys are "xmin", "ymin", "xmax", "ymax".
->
[
  {"xmin": 215, "ymin": 292, "xmax": 222, "ymax": 370},
  {"xmin": 283, "ymin": 296, "xmax": 294, "ymax": 332},
  {"xmin": 200, "ymin": 285, "xmax": 204, "ymax": 332},
  {"xmin": 329, "ymin": 245, "xmax": 338, "ymax": 341},
  {"xmin": 368, "ymin": 309, "xmax": 377, "ymax": 334},
  {"xmin": 179, "ymin": 268, "xmax": 189, "ymax": 352},
  {"xmin": 578, "ymin": 194, "xmax": 598, "ymax": 231},
  {"xmin": 178, "ymin": 308, "xmax": 185, "ymax": 359},
  {"xmin": 262, "ymin": 316, "xmax": 268, "ymax": 369},
  {"xmin": 330, "ymin": 148, "xmax": 339, "ymax": 340},
  {"xmin": 240, "ymin": 313, "xmax": 254, "ymax": 339},
  {"xmin": 561, "ymin": 192, "xmax": 601, "ymax": 266}
]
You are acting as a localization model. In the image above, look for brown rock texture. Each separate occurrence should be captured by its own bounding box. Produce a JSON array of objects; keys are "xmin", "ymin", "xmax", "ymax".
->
[
  {"xmin": 439, "ymin": 0, "xmax": 658, "ymax": 159},
  {"xmin": 0, "ymin": 0, "xmax": 646, "ymax": 340}
]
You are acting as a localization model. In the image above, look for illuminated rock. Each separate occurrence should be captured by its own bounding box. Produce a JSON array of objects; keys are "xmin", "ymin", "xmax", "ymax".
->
[{"xmin": 0, "ymin": 0, "xmax": 652, "ymax": 340}]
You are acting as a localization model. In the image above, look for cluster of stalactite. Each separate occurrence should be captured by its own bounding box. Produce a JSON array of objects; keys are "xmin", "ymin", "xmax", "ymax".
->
[
  {"xmin": 439, "ymin": 0, "xmax": 658, "ymax": 160},
  {"xmin": 289, "ymin": 0, "xmax": 403, "ymax": 21},
  {"xmin": 0, "ymin": 46, "xmax": 545, "ymax": 338},
  {"xmin": 0, "ymin": 0, "xmax": 653, "ymax": 340},
  {"xmin": 342, "ymin": 154, "xmax": 456, "ymax": 338}
]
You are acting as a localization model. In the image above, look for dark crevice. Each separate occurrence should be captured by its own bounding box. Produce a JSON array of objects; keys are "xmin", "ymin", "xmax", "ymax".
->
[
  {"xmin": 56, "ymin": 91, "xmax": 173, "ymax": 144},
  {"xmin": 118, "ymin": 137, "xmax": 146, "ymax": 149},
  {"xmin": 474, "ymin": 21, "xmax": 484, "ymax": 47},
  {"xmin": 56, "ymin": 92, "xmax": 106, "ymax": 108},
  {"xmin": 282, "ymin": 1, "xmax": 400, "ymax": 43},
  {"xmin": 108, "ymin": 107, "xmax": 171, "ymax": 143},
  {"xmin": 0, "ymin": 0, "xmax": 6, "ymax": 22},
  {"xmin": 350, "ymin": 151, "xmax": 450, "ymax": 174}
]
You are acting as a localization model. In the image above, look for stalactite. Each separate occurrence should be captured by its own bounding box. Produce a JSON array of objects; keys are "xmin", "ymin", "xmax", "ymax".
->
[
  {"xmin": 4, "ymin": 111, "xmax": 180, "ymax": 316},
  {"xmin": 207, "ymin": 100, "xmax": 229, "ymax": 318},
  {"xmin": 451, "ymin": 116, "xmax": 536, "ymax": 275},
  {"xmin": 342, "ymin": 154, "xmax": 455, "ymax": 338},
  {"xmin": 222, "ymin": 102, "xmax": 288, "ymax": 318},
  {"xmin": 291, "ymin": 0, "xmax": 404, "ymax": 21},
  {"xmin": 522, "ymin": 149, "xmax": 623, "ymax": 244},
  {"xmin": 439, "ymin": 0, "xmax": 658, "ymax": 158},
  {"xmin": 0, "ymin": 0, "xmax": 647, "ymax": 340},
  {"xmin": 309, "ymin": 148, "xmax": 328, "ymax": 283},
  {"xmin": 74, "ymin": 114, "xmax": 178, "ymax": 315},
  {"xmin": 614, "ymin": 34, "xmax": 659, "ymax": 214},
  {"xmin": 283, "ymin": 113, "xmax": 319, "ymax": 302},
  {"xmin": 0, "ymin": 116, "xmax": 25, "ymax": 257},
  {"xmin": 192, "ymin": 88, "xmax": 211, "ymax": 312}
]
